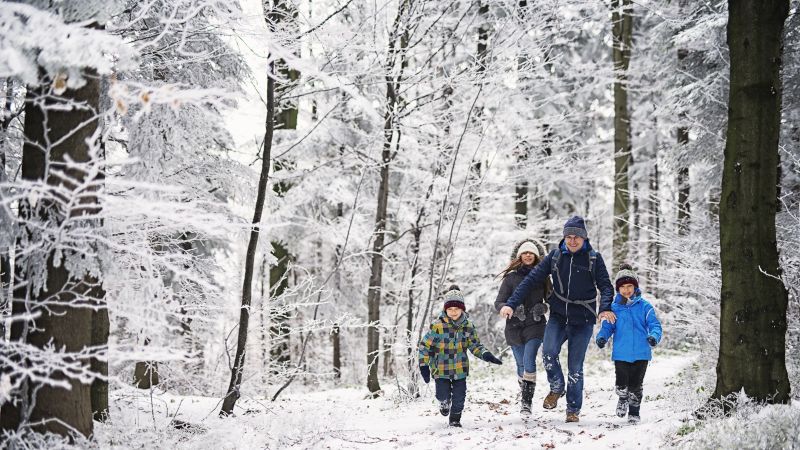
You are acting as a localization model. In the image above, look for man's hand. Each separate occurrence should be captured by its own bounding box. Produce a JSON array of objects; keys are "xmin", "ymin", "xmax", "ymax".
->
[
  {"xmin": 499, "ymin": 306, "xmax": 514, "ymax": 319},
  {"xmin": 596, "ymin": 337, "xmax": 607, "ymax": 349},
  {"xmin": 647, "ymin": 336, "xmax": 657, "ymax": 347},
  {"xmin": 598, "ymin": 311, "xmax": 616, "ymax": 324}
]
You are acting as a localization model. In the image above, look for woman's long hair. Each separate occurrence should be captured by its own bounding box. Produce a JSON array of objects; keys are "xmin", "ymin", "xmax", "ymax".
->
[{"xmin": 498, "ymin": 254, "xmax": 540, "ymax": 279}]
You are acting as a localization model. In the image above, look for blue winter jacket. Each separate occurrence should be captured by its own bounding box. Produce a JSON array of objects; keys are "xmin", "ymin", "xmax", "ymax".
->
[
  {"xmin": 505, "ymin": 239, "xmax": 614, "ymax": 324},
  {"xmin": 595, "ymin": 290, "xmax": 663, "ymax": 362}
]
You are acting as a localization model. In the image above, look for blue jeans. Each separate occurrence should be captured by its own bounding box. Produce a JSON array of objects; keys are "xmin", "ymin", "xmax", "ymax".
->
[
  {"xmin": 541, "ymin": 314, "xmax": 594, "ymax": 414},
  {"xmin": 511, "ymin": 338, "xmax": 543, "ymax": 379},
  {"xmin": 435, "ymin": 378, "xmax": 467, "ymax": 415}
]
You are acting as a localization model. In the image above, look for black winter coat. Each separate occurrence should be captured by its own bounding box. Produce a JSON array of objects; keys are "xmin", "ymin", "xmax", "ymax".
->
[{"xmin": 494, "ymin": 266, "xmax": 547, "ymax": 346}]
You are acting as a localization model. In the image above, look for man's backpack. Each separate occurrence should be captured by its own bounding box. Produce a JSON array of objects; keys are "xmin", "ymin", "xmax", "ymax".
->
[{"xmin": 549, "ymin": 248, "xmax": 599, "ymax": 316}]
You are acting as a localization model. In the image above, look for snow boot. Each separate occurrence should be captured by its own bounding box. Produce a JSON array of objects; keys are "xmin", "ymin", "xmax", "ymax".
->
[
  {"xmin": 565, "ymin": 412, "xmax": 579, "ymax": 423},
  {"xmin": 627, "ymin": 387, "xmax": 642, "ymax": 423},
  {"xmin": 439, "ymin": 400, "xmax": 451, "ymax": 416},
  {"xmin": 615, "ymin": 387, "xmax": 629, "ymax": 418},
  {"xmin": 449, "ymin": 412, "xmax": 462, "ymax": 427},
  {"xmin": 616, "ymin": 396, "xmax": 629, "ymax": 418},
  {"xmin": 543, "ymin": 391, "xmax": 564, "ymax": 410},
  {"xmin": 521, "ymin": 380, "xmax": 535, "ymax": 415}
]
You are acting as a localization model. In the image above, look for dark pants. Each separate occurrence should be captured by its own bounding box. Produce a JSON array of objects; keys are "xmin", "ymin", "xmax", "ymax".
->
[
  {"xmin": 614, "ymin": 360, "xmax": 648, "ymax": 416},
  {"xmin": 542, "ymin": 314, "xmax": 594, "ymax": 414},
  {"xmin": 435, "ymin": 378, "xmax": 467, "ymax": 415}
]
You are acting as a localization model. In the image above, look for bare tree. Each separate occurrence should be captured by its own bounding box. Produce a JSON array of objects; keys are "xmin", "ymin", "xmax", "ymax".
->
[{"xmin": 366, "ymin": 0, "xmax": 411, "ymax": 397}]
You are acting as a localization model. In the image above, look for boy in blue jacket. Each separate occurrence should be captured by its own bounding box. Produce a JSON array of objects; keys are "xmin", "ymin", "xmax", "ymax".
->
[{"xmin": 595, "ymin": 264, "xmax": 662, "ymax": 424}]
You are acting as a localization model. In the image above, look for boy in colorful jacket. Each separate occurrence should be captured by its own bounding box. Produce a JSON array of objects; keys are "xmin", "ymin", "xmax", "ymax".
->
[
  {"xmin": 595, "ymin": 264, "xmax": 663, "ymax": 424},
  {"xmin": 418, "ymin": 285, "xmax": 503, "ymax": 427}
]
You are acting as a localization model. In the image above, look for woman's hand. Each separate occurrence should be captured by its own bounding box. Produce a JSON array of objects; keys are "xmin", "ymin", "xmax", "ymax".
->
[{"xmin": 499, "ymin": 306, "xmax": 513, "ymax": 319}]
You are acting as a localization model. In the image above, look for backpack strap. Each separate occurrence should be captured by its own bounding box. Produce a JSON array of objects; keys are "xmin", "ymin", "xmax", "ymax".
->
[
  {"xmin": 550, "ymin": 248, "xmax": 600, "ymax": 317},
  {"xmin": 588, "ymin": 250, "xmax": 597, "ymax": 288},
  {"xmin": 550, "ymin": 250, "xmax": 564, "ymax": 293}
]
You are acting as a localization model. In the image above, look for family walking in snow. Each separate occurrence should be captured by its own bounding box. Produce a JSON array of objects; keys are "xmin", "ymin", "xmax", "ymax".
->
[{"xmin": 418, "ymin": 215, "xmax": 664, "ymax": 428}]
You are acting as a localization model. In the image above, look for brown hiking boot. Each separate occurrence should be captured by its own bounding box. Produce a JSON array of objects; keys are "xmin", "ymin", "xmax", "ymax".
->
[
  {"xmin": 542, "ymin": 391, "xmax": 564, "ymax": 410},
  {"xmin": 566, "ymin": 412, "xmax": 579, "ymax": 423}
]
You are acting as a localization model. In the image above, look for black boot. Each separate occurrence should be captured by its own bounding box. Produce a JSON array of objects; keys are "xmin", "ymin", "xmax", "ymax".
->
[
  {"xmin": 628, "ymin": 388, "xmax": 642, "ymax": 423},
  {"xmin": 439, "ymin": 399, "xmax": 451, "ymax": 416},
  {"xmin": 521, "ymin": 380, "xmax": 535, "ymax": 415},
  {"xmin": 449, "ymin": 412, "xmax": 462, "ymax": 427},
  {"xmin": 615, "ymin": 387, "xmax": 629, "ymax": 418}
]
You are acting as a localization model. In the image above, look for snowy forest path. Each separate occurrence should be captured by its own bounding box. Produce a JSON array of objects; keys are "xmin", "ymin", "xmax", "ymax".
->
[{"xmin": 105, "ymin": 350, "xmax": 699, "ymax": 448}]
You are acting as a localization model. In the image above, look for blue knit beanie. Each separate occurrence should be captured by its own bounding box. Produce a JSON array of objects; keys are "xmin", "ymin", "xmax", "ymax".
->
[{"xmin": 563, "ymin": 216, "xmax": 588, "ymax": 239}]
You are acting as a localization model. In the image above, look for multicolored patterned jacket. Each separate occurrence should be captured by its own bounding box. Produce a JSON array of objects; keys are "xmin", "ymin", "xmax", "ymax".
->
[{"xmin": 418, "ymin": 312, "xmax": 487, "ymax": 380}]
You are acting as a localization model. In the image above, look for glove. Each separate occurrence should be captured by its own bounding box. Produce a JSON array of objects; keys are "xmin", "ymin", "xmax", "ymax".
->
[
  {"xmin": 532, "ymin": 302, "xmax": 548, "ymax": 320},
  {"xmin": 596, "ymin": 337, "xmax": 607, "ymax": 349},
  {"xmin": 419, "ymin": 365, "xmax": 430, "ymax": 383},
  {"xmin": 647, "ymin": 336, "xmax": 657, "ymax": 347},
  {"xmin": 482, "ymin": 352, "xmax": 503, "ymax": 365}
]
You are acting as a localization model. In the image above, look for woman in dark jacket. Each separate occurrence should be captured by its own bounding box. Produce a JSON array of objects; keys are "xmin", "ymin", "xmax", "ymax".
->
[{"xmin": 494, "ymin": 239, "xmax": 550, "ymax": 415}]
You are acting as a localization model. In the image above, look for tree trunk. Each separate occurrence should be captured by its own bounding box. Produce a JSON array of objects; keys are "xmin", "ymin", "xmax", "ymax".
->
[
  {"xmin": 366, "ymin": 0, "xmax": 410, "ymax": 397},
  {"xmin": 469, "ymin": 1, "xmax": 489, "ymax": 214},
  {"xmin": 366, "ymin": 136, "xmax": 391, "ymax": 396},
  {"xmin": 91, "ymin": 296, "xmax": 110, "ymax": 421},
  {"xmin": 268, "ymin": 0, "xmax": 299, "ymax": 377},
  {"xmin": 332, "ymin": 323, "xmax": 341, "ymax": 379},
  {"xmin": 133, "ymin": 360, "xmax": 160, "ymax": 389},
  {"xmin": 677, "ymin": 127, "xmax": 691, "ymax": 236},
  {"xmin": 0, "ymin": 79, "xmax": 14, "ymax": 339},
  {"xmin": 0, "ymin": 68, "xmax": 102, "ymax": 438},
  {"xmin": 675, "ymin": 44, "xmax": 691, "ymax": 236},
  {"xmin": 713, "ymin": 0, "xmax": 790, "ymax": 405},
  {"xmin": 515, "ymin": 145, "xmax": 529, "ymax": 229},
  {"xmin": 612, "ymin": 0, "xmax": 633, "ymax": 267},
  {"xmin": 648, "ymin": 163, "xmax": 660, "ymax": 297},
  {"xmin": 269, "ymin": 241, "xmax": 291, "ymax": 372},
  {"xmin": 220, "ymin": 59, "xmax": 275, "ymax": 416}
]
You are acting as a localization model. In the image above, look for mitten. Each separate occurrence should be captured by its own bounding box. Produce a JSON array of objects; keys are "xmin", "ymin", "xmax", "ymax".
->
[
  {"xmin": 482, "ymin": 352, "xmax": 503, "ymax": 365},
  {"xmin": 596, "ymin": 337, "xmax": 607, "ymax": 349},
  {"xmin": 419, "ymin": 365, "xmax": 430, "ymax": 383},
  {"xmin": 532, "ymin": 302, "xmax": 548, "ymax": 320},
  {"xmin": 647, "ymin": 336, "xmax": 657, "ymax": 347}
]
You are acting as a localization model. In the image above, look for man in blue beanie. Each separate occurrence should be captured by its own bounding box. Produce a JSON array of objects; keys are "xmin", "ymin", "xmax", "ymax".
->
[{"xmin": 500, "ymin": 215, "xmax": 615, "ymax": 423}]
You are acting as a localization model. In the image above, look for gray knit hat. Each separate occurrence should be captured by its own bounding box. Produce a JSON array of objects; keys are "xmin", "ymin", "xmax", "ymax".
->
[
  {"xmin": 442, "ymin": 285, "xmax": 466, "ymax": 311},
  {"xmin": 614, "ymin": 263, "xmax": 639, "ymax": 291}
]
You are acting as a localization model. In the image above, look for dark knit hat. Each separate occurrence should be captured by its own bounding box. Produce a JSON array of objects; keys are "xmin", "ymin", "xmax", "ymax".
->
[
  {"xmin": 442, "ymin": 285, "xmax": 466, "ymax": 311},
  {"xmin": 563, "ymin": 216, "xmax": 588, "ymax": 239},
  {"xmin": 614, "ymin": 263, "xmax": 639, "ymax": 291}
]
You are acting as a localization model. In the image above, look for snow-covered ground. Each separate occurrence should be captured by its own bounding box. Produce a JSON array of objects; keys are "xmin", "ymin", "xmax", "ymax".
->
[{"xmin": 96, "ymin": 349, "xmax": 701, "ymax": 449}]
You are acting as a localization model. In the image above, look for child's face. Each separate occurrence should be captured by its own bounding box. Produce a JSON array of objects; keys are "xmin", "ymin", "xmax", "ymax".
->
[
  {"xmin": 618, "ymin": 283, "xmax": 636, "ymax": 299},
  {"xmin": 446, "ymin": 306, "xmax": 463, "ymax": 320}
]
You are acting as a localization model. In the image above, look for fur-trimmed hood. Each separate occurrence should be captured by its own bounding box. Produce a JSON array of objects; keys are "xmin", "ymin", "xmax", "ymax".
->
[{"xmin": 510, "ymin": 238, "xmax": 547, "ymax": 261}]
